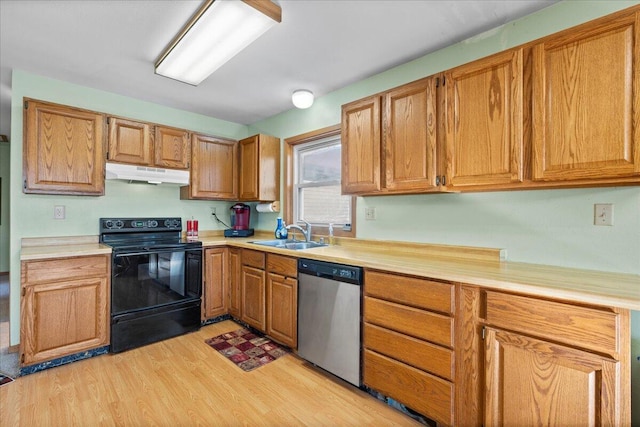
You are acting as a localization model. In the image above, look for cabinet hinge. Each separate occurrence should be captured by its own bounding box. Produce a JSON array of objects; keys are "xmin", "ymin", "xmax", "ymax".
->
[
  {"xmin": 23, "ymin": 179, "xmax": 27, "ymax": 191},
  {"xmin": 442, "ymin": 76, "xmax": 446, "ymax": 86},
  {"xmin": 436, "ymin": 77, "xmax": 440, "ymax": 88},
  {"xmin": 441, "ymin": 175, "xmax": 446, "ymax": 186},
  {"xmin": 436, "ymin": 176, "xmax": 440, "ymax": 186},
  {"xmin": 22, "ymin": 287, "xmax": 26, "ymax": 297},
  {"xmin": 482, "ymin": 327, "xmax": 486, "ymax": 340},
  {"xmin": 24, "ymin": 100, "xmax": 28, "ymax": 109},
  {"xmin": 21, "ymin": 354, "xmax": 25, "ymax": 364}
]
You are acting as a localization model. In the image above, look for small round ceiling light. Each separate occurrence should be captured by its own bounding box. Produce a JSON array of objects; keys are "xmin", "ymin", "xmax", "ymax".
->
[{"xmin": 292, "ymin": 90, "xmax": 314, "ymax": 109}]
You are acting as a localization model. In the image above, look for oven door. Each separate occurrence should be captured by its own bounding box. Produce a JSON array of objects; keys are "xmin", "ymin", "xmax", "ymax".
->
[
  {"xmin": 110, "ymin": 247, "xmax": 202, "ymax": 353},
  {"xmin": 111, "ymin": 248, "xmax": 202, "ymax": 315}
]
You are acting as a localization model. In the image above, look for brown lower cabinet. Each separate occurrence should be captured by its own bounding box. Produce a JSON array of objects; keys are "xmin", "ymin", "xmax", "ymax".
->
[
  {"xmin": 363, "ymin": 270, "xmax": 631, "ymax": 427},
  {"xmin": 363, "ymin": 270, "xmax": 455, "ymax": 426},
  {"xmin": 202, "ymin": 248, "xmax": 228, "ymax": 320},
  {"xmin": 266, "ymin": 254, "xmax": 297, "ymax": 348},
  {"xmin": 20, "ymin": 255, "xmax": 110, "ymax": 366},
  {"xmin": 240, "ymin": 249, "xmax": 266, "ymax": 332},
  {"xmin": 228, "ymin": 248, "xmax": 242, "ymax": 318}
]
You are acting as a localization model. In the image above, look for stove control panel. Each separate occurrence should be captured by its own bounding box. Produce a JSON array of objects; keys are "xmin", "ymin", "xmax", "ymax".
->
[{"xmin": 100, "ymin": 217, "xmax": 182, "ymax": 233}]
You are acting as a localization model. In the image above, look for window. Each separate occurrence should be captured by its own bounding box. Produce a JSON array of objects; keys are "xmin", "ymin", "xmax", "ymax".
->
[{"xmin": 285, "ymin": 125, "xmax": 355, "ymax": 238}]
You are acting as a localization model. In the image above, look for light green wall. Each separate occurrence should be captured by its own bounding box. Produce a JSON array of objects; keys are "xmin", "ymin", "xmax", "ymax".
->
[
  {"xmin": 7, "ymin": 70, "xmax": 253, "ymax": 347},
  {"xmin": 0, "ymin": 142, "xmax": 9, "ymax": 272}
]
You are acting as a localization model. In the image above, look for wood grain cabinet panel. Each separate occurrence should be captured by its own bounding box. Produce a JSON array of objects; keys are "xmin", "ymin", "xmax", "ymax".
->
[
  {"xmin": 238, "ymin": 134, "xmax": 280, "ymax": 202},
  {"xmin": 203, "ymin": 248, "xmax": 228, "ymax": 320},
  {"xmin": 532, "ymin": 10, "xmax": 640, "ymax": 183},
  {"xmin": 484, "ymin": 291, "xmax": 619, "ymax": 357},
  {"xmin": 266, "ymin": 254, "xmax": 297, "ymax": 348},
  {"xmin": 241, "ymin": 265, "xmax": 266, "ymax": 332},
  {"xmin": 341, "ymin": 96, "xmax": 382, "ymax": 194},
  {"xmin": 107, "ymin": 117, "xmax": 152, "ymax": 165},
  {"xmin": 20, "ymin": 255, "xmax": 110, "ymax": 366},
  {"xmin": 228, "ymin": 248, "xmax": 242, "ymax": 318},
  {"xmin": 364, "ymin": 296, "xmax": 453, "ymax": 347},
  {"xmin": 266, "ymin": 273, "xmax": 297, "ymax": 348},
  {"xmin": 484, "ymin": 327, "xmax": 623, "ymax": 427},
  {"xmin": 154, "ymin": 125, "xmax": 190, "ymax": 169},
  {"xmin": 365, "ymin": 270, "xmax": 453, "ymax": 314},
  {"xmin": 384, "ymin": 77, "xmax": 438, "ymax": 191},
  {"xmin": 443, "ymin": 48, "xmax": 524, "ymax": 188},
  {"xmin": 183, "ymin": 134, "xmax": 238, "ymax": 200},
  {"xmin": 23, "ymin": 99, "xmax": 105, "ymax": 195},
  {"xmin": 364, "ymin": 349, "xmax": 454, "ymax": 426}
]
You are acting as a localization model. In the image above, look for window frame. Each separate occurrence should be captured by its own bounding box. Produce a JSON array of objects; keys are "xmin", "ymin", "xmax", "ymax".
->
[{"xmin": 284, "ymin": 124, "xmax": 356, "ymax": 238}]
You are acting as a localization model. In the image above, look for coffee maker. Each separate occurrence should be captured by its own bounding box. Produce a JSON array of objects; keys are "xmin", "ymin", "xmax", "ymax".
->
[{"xmin": 224, "ymin": 203, "xmax": 254, "ymax": 237}]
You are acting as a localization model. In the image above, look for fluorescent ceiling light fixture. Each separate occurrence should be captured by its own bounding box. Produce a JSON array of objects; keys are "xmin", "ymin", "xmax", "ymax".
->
[
  {"xmin": 292, "ymin": 90, "xmax": 314, "ymax": 109},
  {"xmin": 155, "ymin": 0, "xmax": 281, "ymax": 85}
]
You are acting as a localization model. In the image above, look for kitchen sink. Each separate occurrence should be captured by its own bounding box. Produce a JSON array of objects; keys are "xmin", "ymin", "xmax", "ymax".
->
[{"xmin": 250, "ymin": 239, "xmax": 328, "ymax": 250}]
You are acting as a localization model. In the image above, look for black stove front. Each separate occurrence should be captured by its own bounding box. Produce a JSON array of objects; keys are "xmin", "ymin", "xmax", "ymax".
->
[{"xmin": 100, "ymin": 217, "xmax": 202, "ymax": 353}]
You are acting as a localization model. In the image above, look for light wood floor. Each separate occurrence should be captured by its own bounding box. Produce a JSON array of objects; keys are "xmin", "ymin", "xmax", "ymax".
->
[{"xmin": 0, "ymin": 320, "xmax": 422, "ymax": 426}]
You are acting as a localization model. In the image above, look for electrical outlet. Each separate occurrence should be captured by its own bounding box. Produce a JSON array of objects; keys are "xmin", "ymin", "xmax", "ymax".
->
[
  {"xmin": 53, "ymin": 205, "xmax": 65, "ymax": 220},
  {"xmin": 594, "ymin": 203, "xmax": 613, "ymax": 226},
  {"xmin": 365, "ymin": 207, "xmax": 376, "ymax": 220}
]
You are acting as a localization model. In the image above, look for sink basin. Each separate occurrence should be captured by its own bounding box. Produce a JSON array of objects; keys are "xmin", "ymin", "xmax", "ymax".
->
[{"xmin": 250, "ymin": 239, "xmax": 328, "ymax": 250}]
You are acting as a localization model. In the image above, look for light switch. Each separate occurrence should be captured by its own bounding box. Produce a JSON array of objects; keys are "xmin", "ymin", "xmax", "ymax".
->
[{"xmin": 594, "ymin": 204, "xmax": 613, "ymax": 226}]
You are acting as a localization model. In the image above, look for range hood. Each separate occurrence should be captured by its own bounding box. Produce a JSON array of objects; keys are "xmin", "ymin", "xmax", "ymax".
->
[{"xmin": 105, "ymin": 162, "xmax": 189, "ymax": 185}]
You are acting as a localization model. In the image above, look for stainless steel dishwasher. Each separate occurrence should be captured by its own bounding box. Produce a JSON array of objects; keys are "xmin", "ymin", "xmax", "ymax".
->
[{"xmin": 297, "ymin": 258, "xmax": 363, "ymax": 386}]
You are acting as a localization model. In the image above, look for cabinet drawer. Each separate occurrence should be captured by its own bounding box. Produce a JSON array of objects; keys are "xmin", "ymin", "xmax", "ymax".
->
[
  {"xmin": 22, "ymin": 255, "xmax": 109, "ymax": 285},
  {"xmin": 364, "ymin": 323, "xmax": 453, "ymax": 381},
  {"xmin": 365, "ymin": 270, "xmax": 453, "ymax": 314},
  {"xmin": 364, "ymin": 349, "xmax": 453, "ymax": 426},
  {"xmin": 267, "ymin": 254, "xmax": 296, "ymax": 277},
  {"xmin": 484, "ymin": 291, "xmax": 620, "ymax": 356},
  {"xmin": 364, "ymin": 296, "xmax": 453, "ymax": 347},
  {"xmin": 242, "ymin": 249, "xmax": 265, "ymax": 269}
]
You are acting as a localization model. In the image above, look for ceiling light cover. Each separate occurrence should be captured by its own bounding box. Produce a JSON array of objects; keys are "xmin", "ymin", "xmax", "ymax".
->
[
  {"xmin": 155, "ymin": 0, "xmax": 281, "ymax": 85},
  {"xmin": 292, "ymin": 90, "xmax": 314, "ymax": 109}
]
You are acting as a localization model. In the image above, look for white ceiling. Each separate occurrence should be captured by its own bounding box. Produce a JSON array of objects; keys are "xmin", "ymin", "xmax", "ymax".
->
[{"xmin": 0, "ymin": 0, "xmax": 559, "ymax": 139}]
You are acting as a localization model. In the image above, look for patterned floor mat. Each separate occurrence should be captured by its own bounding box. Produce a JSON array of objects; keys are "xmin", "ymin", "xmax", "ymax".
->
[{"xmin": 205, "ymin": 328, "xmax": 288, "ymax": 372}]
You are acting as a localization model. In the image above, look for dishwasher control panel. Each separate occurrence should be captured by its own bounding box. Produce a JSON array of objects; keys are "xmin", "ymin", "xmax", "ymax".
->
[{"xmin": 298, "ymin": 259, "xmax": 362, "ymax": 285}]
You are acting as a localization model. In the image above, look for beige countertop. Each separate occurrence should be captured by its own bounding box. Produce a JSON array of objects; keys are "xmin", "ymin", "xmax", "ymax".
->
[{"xmin": 21, "ymin": 233, "xmax": 640, "ymax": 311}]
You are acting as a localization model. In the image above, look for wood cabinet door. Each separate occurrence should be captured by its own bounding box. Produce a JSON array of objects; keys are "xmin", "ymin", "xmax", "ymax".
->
[
  {"xmin": 228, "ymin": 248, "xmax": 242, "ymax": 318},
  {"xmin": 241, "ymin": 265, "xmax": 266, "ymax": 332},
  {"xmin": 154, "ymin": 125, "xmax": 190, "ymax": 169},
  {"xmin": 384, "ymin": 77, "xmax": 438, "ymax": 191},
  {"xmin": 484, "ymin": 327, "xmax": 622, "ymax": 427},
  {"xmin": 532, "ymin": 11, "xmax": 640, "ymax": 182},
  {"xmin": 203, "ymin": 248, "xmax": 228, "ymax": 320},
  {"xmin": 266, "ymin": 273, "xmax": 297, "ymax": 348},
  {"xmin": 21, "ymin": 277, "xmax": 109, "ymax": 365},
  {"xmin": 23, "ymin": 99, "xmax": 105, "ymax": 195},
  {"xmin": 189, "ymin": 134, "xmax": 238, "ymax": 200},
  {"xmin": 107, "ymin": 117, "xmax": 152, "ymax": 165},
  {"xmin": 342, "ymin": 96, "xmax": 381, "ymax": 194},
  {"xmin": 444, "ymin": 48, "xmax": 524, "ymax": 188},
  {"xmin": 239, "ymin": 135, "xmax": 259, "ymax": 200}
]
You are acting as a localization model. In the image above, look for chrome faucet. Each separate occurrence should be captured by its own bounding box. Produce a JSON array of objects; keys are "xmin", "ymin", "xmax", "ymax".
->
[{"xmin": 286, "ymin": 220, "xmax": 312, "ymax": 242}]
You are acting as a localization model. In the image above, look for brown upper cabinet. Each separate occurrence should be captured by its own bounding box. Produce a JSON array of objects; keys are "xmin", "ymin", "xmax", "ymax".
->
[
  {"xmin": 23, "ymin": 99, "xmax": 106, "ymax": 196},
  {"xmin": 107, "ymin": 117, "xmax": 190, "ymax": 170},
  {"xmin": 238, "ymin": 134, "xmax": 280, "ymax": 202},
  {"xmin": 181, "ymin": 134, "xmax": 238, "ymax": 200},
  {"xmin": 342, "ymin": 96, "xmax": 382, "ymax": 194},
  {"xmin": 443, "ymin": 48, "xmax": 524, "ymax": 189},
  {"xmin": 342, "ymin": 6, "xmax": 640, "ymax": 196},
  {"xmin": 384, "ymin": 77, "xmax": 439, "ymax": 192},
  {"xmin": 531, "ymin": 9, "xmax": 640, "ymax": 184}
]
